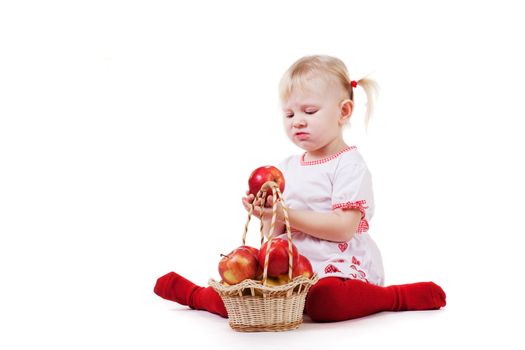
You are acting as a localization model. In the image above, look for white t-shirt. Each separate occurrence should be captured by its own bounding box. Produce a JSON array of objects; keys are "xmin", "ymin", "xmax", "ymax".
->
[{"xmin": 276, "ymin": 146, "xmax": 385, "ymax": 286}]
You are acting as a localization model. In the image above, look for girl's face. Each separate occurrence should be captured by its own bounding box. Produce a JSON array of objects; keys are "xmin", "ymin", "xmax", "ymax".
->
[{"xmin": 281, "ymin": 76, "xmax": 351, "ymax": 153}]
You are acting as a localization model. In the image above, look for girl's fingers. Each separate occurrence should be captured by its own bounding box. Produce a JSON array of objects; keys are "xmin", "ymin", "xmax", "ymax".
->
[
  {"xmin": 242, "ymin": 193, "xmax": 274, "ymax": 218},
  {"xmin": 243, "ymin": 194, "xmax": 255, "ymax": 204},
  {"xmin": 242, "ymin": 197, "xmax": 253, "ymax": 209}
]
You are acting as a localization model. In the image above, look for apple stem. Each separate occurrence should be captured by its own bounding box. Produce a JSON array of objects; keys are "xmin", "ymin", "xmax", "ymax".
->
[{"xmin": 220, "ymin": 253, "xmax": 229, "ymax": 258}]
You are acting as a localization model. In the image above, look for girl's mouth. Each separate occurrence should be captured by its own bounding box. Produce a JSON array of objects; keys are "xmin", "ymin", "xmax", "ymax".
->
[{"xmin": 295, "ymin": 132, "xmax": 310, "ymax": 140}]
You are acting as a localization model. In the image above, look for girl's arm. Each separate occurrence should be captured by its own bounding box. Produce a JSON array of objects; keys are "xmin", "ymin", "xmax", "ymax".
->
[
  {"xmin": 242, "ymin": 196, "xmax": 361, "ymax": 242},
  {"xmin": 284, "ymin": 207, "xmax": 361, "ymax": 242}
]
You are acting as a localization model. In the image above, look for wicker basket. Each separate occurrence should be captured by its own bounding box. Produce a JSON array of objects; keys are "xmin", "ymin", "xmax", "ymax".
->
[{"xmin": 209, "ymin": 181, "xmax": 319, "ymax": 332}]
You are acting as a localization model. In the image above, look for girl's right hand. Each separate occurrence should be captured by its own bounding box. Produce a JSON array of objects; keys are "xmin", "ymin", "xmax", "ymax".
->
[
  {"xmin": 241, "ymin": 191, "xmax": 276, "ymax": 218},
  {"xmin": 241, "ymin": 190, "xmax": 287, "ymax": 237}
]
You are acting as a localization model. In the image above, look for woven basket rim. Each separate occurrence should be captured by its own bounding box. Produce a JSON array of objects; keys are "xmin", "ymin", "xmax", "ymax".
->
[{"xmin": 209, "ymin": 273, "xmax": 319, "ymax": 293}]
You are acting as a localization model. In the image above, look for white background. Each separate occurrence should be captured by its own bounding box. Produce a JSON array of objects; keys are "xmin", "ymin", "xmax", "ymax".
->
[{"xmin": 1, "ymin": 0, "xmax": 524, "ymax": 349}]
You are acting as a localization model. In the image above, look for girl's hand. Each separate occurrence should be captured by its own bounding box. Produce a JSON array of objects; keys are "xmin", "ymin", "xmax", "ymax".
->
[
  {"xmin": 242, "ymin": 190, "xmax": 288, "ymax": 238},
  {"xmin": 241, "ymin": 191, "xmax": 281, "ymax": 220}
]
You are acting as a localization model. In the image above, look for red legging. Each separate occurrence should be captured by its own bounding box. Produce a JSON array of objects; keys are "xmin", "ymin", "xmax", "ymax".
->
[{"xmin": 154, "ymin": 272, "xmax": 446, "ymax": 322}]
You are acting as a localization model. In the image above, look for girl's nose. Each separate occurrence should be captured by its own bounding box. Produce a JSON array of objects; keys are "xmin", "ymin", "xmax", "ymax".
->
[{"xmin": 293, "ymin": 119, "xmax": 306, "ymax": 128}]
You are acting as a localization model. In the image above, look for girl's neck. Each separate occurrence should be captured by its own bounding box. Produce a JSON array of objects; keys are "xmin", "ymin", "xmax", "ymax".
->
[{"xmin": 304, "ymin": 138, "xmax": 349, "ymax": 162}]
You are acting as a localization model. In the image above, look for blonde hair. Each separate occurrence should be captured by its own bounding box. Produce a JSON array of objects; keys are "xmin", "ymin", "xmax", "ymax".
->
[{"xmin": 279, "ymin": 55, "xmax": 380, "ymax": 130}]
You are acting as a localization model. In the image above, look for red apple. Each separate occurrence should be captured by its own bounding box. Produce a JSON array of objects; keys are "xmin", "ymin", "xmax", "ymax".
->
[
  {"xmin": 218, "ymin": 246, "xmax": 260, "ymax": 285},
  {"xmin": 248, "ymin": 166, "xmax": 285, "ymax": 199},
  {"xmin": 292, "ymin": 254, "xmax": 314, "ymax": 279},
  {"xmin": 258, "ymin": 238, "xmax": 299, "ymax": 277},
  {"xmin": 239, "ymin": 245, "xmax": 263, "ymax": 278},
  {"xmin": 240, "ymin": 245, "xmax": 259, "ymax": 258},
  {"xmin": 264, "ymin": 275, "xmax": 290, "ymax": 287}
]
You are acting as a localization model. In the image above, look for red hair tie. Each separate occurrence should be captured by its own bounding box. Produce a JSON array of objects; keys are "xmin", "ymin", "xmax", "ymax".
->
[{"xmin": 351, "ymin": 80, "xmax": 358, "ymax": 88}]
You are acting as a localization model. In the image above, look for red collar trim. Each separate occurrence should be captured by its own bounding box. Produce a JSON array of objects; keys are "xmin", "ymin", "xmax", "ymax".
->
[{"xmin": 300, "ymin": 146, "xmax": 356, "ymax": 166}]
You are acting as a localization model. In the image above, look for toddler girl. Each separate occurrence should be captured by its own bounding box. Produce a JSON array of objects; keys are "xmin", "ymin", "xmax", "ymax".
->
[{"xmin": 154, "ymin": 55, "xmax": 446, "ymax": 322}]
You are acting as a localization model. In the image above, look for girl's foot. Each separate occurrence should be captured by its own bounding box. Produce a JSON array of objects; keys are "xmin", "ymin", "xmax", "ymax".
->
[
  {"xmin": 390, "ymin": 281, "xmax": 446, "ymax": 311},
  {"xmin": 154, "ymin": 271, "xmax": 228, "ymax": 318},
  {"xmin": 154, "ymin": 271, "xmax": 199, "ymax": 306}
]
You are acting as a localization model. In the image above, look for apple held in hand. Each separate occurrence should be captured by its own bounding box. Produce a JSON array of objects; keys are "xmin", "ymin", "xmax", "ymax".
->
[
  {"xmin": 292, "ymin": 254, "xmax": 314, "ymax": 279},
  {"xmin": 218, "ymin": 245, "xmax": 261, "ymax": 285},
  {"xmin": 259, "ymin": 238, "xmax": 299, "ymax": 277},
  {"xmin": 248, "ymin": 165, "xmax": 285, "ymax": 199}
]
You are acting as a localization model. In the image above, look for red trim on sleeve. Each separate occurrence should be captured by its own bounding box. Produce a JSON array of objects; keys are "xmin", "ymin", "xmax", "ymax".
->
[{"xmin": 332, "ymin": 200, "xmax": 369, "ymax": 234}]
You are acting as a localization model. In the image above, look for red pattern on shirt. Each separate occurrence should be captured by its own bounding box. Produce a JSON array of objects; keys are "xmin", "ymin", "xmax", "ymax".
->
[
  {"xmin": 352, "ymin": 256, "xmax": 361, "ymax": 266},
  {"xmin": 324, "ymin": 264, "xmax": 342, "ymax": 274}
]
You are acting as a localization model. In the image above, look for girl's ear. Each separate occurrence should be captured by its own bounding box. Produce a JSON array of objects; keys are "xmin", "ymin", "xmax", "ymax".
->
[{"xmin": 339, "ymin": 99, "xmax": 353, "ymax": 125}]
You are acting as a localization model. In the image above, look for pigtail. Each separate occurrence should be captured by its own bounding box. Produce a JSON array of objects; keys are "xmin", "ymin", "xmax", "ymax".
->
[{"xmin": 354, "ymin": 75, "xmax": 380, "ymax": 131}]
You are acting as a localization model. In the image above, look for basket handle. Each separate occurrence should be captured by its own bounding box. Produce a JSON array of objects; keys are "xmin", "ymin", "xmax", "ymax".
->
[{"xmin": 242, "ymin": 181, "xmax": 294, "ymax": 286}]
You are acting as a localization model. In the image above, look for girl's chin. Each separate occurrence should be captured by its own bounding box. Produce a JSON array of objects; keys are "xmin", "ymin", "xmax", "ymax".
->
[
  {"xmin": 295, "ymin": 143, "xmax": 318, "ymax": 152},
  {"xmin": 289, "ymin": 136, "xmax": 319, "ymax": 151}
]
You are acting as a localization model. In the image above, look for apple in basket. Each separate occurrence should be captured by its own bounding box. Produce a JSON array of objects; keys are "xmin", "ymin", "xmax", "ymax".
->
[
  {"xmin": 248, "ymin": 165, "xmax": 285, "ymax": 199},
  {"xmin": 266, "ymin": 255, "xmax": 314, "ymax": 284},
  {"xmin": 292, "ymin": 255, "xmax": 314, "ymax": 279},
  {"xmin": 242, "ymin": 245, "xmax": 263, "ymax": 279},
  {"xmin": 264, "ymin": 275, "xmax": 291, "ymax": 287},
  {"xmin": 259, "ymin": 238, "xmax": 299, "ymax": 278},
  {"xmin": 218, "ymin": 245, "xmax": 262, "ymax": 285}
]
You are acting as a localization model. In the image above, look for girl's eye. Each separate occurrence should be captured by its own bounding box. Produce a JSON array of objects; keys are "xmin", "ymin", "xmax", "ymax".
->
[
  {"xmin": 305, "ymin": 110, "xmax": 317, "ymax": 115},
  {"xmin": 285, "ymin": 113, "xmax": 294, "ymax": 118}
]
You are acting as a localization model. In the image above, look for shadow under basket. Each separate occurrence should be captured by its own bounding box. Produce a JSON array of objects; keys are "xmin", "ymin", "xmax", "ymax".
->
[{"xmin": 209, "ymin": 274, "xmax": 319, "ymax": 332}]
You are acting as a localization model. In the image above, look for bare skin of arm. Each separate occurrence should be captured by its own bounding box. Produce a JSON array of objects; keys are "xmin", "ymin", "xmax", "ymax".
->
[{"xmin": 242, "ymin": 194, "xmax": 361, "ymax": 242}]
